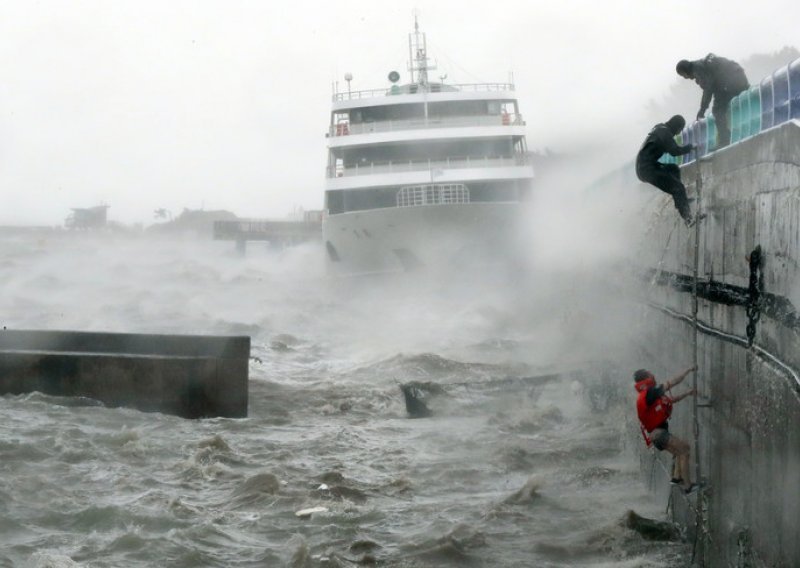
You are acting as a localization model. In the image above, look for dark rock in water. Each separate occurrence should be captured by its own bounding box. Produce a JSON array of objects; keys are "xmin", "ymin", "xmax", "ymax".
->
[
  {"xmin": 623, "ymin": 510, "xmax": 681, "ymax": 541},
  {"xmin": 400, "ymin": 383, "xmax": 432, "ymax": 418}
]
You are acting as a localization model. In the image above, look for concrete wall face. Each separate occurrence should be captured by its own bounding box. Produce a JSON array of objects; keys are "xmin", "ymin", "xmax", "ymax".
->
[
  {"xmin": 0, "ymin": 330, "xmax": 250, "ymax": 419},
  {"xmin": 633, "ymin": 121, "xmax": 800, "ymax": 565}
]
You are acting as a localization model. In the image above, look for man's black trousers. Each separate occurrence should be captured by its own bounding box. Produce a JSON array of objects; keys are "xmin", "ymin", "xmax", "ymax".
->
[
  {"xmin": 713, "ymin": 94, "xmax": 735, "ymax": 148},
  {"xmin": 637, "ymin": 163, "xmax": 691, "ymax": 222},
  {"xmin": 713, "ymin": 85, "xmax": 747, "ymax": 148}
]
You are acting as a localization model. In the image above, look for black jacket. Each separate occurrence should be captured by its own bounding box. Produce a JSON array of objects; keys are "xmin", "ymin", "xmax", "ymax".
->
[
  {"xmin": 690, "ymin": 54, "xmax": 749, "ymax": 114},
  {"xmin": 636, "ymin": 124, "xmax": 692, "ymax": 173}
]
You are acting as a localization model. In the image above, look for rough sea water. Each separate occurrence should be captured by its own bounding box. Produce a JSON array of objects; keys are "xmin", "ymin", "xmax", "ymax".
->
[{"xmin": 0, "ymin": 233, "xmax": 689, "ymax": 567}]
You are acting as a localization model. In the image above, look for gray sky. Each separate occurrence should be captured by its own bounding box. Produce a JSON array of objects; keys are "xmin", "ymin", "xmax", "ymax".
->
[{"xmin": 1, "ymin": 0, "xmax": 798, "ymax": 225}]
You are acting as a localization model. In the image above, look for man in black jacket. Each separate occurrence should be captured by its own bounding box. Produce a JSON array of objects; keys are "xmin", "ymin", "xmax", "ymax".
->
[
  {"xmin": 676, "ymin": 54, "xmax": 749, "ymax": 147},
  {"xmin": 636, "ymin": 115, "xmax": 695, "ymax": 225}
]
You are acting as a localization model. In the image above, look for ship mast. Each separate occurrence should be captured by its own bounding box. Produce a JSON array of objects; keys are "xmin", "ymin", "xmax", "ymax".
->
[{"xmin": 407, "ymin": 15, "xmax": 436, "ymax": 89}]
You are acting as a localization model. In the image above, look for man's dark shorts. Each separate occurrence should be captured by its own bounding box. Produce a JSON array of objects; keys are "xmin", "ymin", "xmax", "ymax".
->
[{"xmin": 651, "ymin": 428, "xmax": 671, "ymax": 451}]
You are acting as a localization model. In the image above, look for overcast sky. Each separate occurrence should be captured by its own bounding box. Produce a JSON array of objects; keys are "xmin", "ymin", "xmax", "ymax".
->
[{"xmin": 1, "ymin": 0, "xmax": 798, "ymax": 225}]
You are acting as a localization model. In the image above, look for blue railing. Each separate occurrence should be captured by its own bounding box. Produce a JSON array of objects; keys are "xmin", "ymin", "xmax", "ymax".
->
[{"xmin": 661, "ymin": 56, "xmax": 800, "ymax": 165}]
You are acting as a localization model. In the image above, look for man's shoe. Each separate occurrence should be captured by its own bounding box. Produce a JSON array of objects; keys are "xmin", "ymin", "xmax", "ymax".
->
[
  {"xmin": 670, "ymin": 477, "xmax": 684, "ymax": 485},
  {"xmin": 684, "ymin": 483, "xmax": 699, "ymax": 494}
]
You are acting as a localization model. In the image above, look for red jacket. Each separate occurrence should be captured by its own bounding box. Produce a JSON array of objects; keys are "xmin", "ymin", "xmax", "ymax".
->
[{"xmin": 635, "ymin": 377, "xmax": 673, "ymax": 433}]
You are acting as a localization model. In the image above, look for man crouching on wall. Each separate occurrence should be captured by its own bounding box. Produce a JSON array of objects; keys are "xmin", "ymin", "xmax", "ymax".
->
[{"xmin": 634, "ymin": 367, "xmax": 698, "ymax": 494}]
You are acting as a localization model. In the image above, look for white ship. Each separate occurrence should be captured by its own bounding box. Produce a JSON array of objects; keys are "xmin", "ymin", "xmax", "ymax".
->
[{"xmin": 322, "ymin": 21, "xmax": 535, "ymax": 276}]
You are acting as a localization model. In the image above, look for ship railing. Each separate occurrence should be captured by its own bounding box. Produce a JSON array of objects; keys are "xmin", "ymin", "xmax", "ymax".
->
[
  {"xmin": 329, "ymin": 114, "xmax": 524, "ymax": 136},
  {"xmin": 328, "ymin": 155, "xmax": 529, "ymax": 178},
  {"xmin": 332, "ymin": 82, "xmax": 515, "ymax": 102}
]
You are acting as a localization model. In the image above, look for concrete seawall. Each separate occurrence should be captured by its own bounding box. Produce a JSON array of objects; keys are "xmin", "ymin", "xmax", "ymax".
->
[
  {"xmin": 0, "ymin": 329, "xmax": 250, "ymax": 419},
  {"xmin": 632, "ymin": 120, "xmax": 800, "ymax": 565}
]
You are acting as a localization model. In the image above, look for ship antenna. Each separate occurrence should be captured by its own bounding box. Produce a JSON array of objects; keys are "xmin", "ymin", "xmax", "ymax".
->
[{"xmin": 408, "ymin": 12, "xmax": 435, "ymax": 89}]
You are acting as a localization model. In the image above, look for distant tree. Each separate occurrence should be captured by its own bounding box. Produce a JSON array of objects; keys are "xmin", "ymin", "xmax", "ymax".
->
[{"xmin": 645, "ymin": 46, "xmax": 800, "ymax": 123}]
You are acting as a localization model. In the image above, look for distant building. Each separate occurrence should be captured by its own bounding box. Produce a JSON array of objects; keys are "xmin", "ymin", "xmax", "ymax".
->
[{"xmin": 65, "ymin": 205, "xmax": 109, "ymax": 230}]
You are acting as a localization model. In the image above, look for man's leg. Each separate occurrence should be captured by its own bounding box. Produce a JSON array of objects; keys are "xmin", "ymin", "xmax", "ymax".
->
[
  {"xmin": 713, "ymin": 95, "xmax": 734, "ymax": 148},
  {"xmin": 641, "ymin": 166, "xmax": 692, "ymax": 223},
  {"xmin": 664, "ymin": 435, "xmax": 692, "ymax": 490},
  {"xmin": 663, "ymin": 167, "xmax": 693, "ymax": 222},
  {"xmin": 671, "ymin": 187, "xmax": 692, "ymax": 222}
]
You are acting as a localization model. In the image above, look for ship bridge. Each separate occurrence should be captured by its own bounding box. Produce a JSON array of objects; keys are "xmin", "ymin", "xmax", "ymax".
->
[{"xmin": 325, "ymin": 84, "xmax": 532, "ymax": 200}]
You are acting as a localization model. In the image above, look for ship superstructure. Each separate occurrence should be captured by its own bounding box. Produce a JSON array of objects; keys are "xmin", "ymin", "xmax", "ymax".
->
[{"xmin": 323, "ymin": 20, "xmax": 535, "ymax": 275}]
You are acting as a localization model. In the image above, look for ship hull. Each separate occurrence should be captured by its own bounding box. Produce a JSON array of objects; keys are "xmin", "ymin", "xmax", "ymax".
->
[{"xmin": 322, "ymin": 202, "xmax": 528, "ymax": 277}]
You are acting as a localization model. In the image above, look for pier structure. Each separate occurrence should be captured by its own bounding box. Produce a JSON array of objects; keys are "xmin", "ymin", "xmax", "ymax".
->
[
  {"xmin": 0, "ymin": 329, "xmax": 249, "ymax": 419},
  {"xmin": 213, "ymin": 212, "xmax": 322, "ymax": 254}
]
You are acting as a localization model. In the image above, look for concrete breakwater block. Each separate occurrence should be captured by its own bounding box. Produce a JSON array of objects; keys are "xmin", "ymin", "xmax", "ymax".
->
[{"xmin": 0, "ymin": 329, "xmax": 250, "ymax": 418}]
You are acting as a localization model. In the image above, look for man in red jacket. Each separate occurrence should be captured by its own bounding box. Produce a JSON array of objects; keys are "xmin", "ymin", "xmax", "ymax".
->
[{"xmin": 634, "ymin": 367, "xmax": 697, "ymax": 493}]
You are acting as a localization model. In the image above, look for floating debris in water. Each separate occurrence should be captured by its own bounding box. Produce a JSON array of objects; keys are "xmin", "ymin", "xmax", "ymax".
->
[
  {"xmin": 295, "ymin": 506, "xmax": 329, "ymax": 519},
  {"xmin": 399, "ymin": 382, "xmax": 433, "ymax": 418}
]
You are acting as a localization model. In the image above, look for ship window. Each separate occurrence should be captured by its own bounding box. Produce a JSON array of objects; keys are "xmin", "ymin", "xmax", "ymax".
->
[
  {"xmin": 340, "ymin": 139, "xmax": 514, "ymax": 166},
  {"xmin": 326, "ymin": 191, "xmax": 345, "ymax": 215},
  {"xmin": 339, "ymin": 188, "xmax": 397, "ymax": 213},
  {"xmin": 428, "ymin": 100, "xmax": 490, "ymax": 118},
  {"xmin": 396, "ymin": 184, "xmax": 470, "ymax": 207},
  {"xmin": 360, "ymin": 104, "xmax": 425, "ymax": 122}
]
